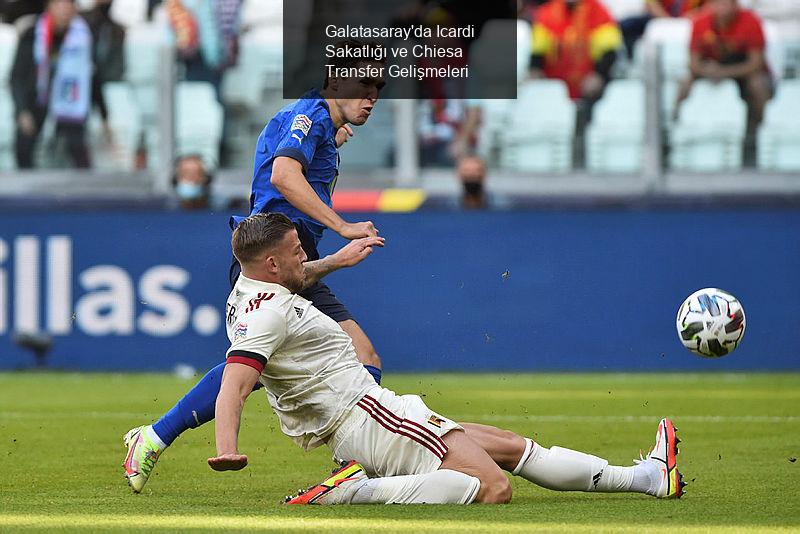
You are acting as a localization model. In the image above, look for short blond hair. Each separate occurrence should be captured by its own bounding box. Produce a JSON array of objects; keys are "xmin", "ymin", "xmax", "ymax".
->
[{"xmin": 231, "ymin": 213, "xmax": 295, "ymax": 264}]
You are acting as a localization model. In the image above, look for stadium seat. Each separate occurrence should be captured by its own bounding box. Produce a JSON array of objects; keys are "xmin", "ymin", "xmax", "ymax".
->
[
  {"xmin": 763, "ymin": 21, "xmax": 785, "ymax": 79},
  {"xmin": 0, "ymin": 86, "xmax": 15, "ymax": 170},
  {"xmin": 586, "ymin": 79, "xmax": 645, "ymax": 173},
  {"xmin": 643, "ymin": 18, "xmax": 691, "ymax": 81},
  {"xmin": 240, "ymin": 0, "xmax": 283, "ymax": 31},
  {"xmin": 175, "ymin": 82, "xmax": 224, "ymax": 166},
  {"xmin": 88, "ymin": 82, "xmax": 142, "ymax": 171},
  {"xmin": 669, "ymin": 80, "xmax": 746, "ymax": 171},
  {"xmin": 223, "ymin": 27, "xmax": 283, "ymax": 109},
  {"xmin": 757, "ymin": 79, "xmax": 800, "ymax": 171},
  {"xmin": 499, "ymin": 80, "xmax": 575, "ymax": 173},
  {"xmin": 0, "ymin": 23, "xmax": 17, "ymax": 85},
  {"xmin": 109, "ymin": 0, "xmax": 147, "ymax": 28},
  {"xmin": 604, "ymin": 0, "xmax": 646, "ymax": 20},
  {"xmin": 517, "ymin": 19, "xmax": 532, "ymax": 83}
]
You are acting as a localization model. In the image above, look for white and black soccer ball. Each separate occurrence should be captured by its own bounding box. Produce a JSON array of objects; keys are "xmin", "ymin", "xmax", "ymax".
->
[{"xmin": 676, "ymin": 288, "xmax": 746, "ymax": 358}]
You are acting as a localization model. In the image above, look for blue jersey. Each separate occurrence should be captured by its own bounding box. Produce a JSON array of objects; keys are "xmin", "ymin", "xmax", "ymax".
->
[{"xmin": 244, "ymin": 90, "xmax": 339, "ymax": 246}]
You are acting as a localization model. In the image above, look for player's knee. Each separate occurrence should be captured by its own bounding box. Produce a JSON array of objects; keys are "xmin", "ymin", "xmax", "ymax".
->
[{"xmin": 477, "ymin": 476, "xmax": 512, "ymax": 504}]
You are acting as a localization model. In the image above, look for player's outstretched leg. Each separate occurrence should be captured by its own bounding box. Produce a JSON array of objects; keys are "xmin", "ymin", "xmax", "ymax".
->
[
  {"xmin": 285, "ymin": 460, "xmax": 480, "ymax": 505},
  {"xmin": 462, "ymin": 417, "xmax": 685, "ymax": 499}
]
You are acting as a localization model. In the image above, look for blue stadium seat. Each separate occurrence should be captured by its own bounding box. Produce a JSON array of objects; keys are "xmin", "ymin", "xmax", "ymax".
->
[
  {"xmin": 586, "ymin": 79, "xmax": 645, "ymax": 173},
  {"xmin": 757, "ymin": 79, "xmax": 800, "ymax": 171},
  {"xmin": 670, "ymin": 80, "xmax": 747, "ymax": 171},
  {"xmin": 499, "ymin": 80, "xmax": 575, "ymax": 173}
]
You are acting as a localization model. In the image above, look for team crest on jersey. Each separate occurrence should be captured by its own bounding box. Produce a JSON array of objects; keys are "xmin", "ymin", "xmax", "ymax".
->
[
  {"xmin": 291, "ymin": 114, "xmax": 312, "ymax": 136},
  {"xmin": 427, "ymin": 414, "xmax": 445, "ymax": 428},
  {"xmin": 234, "ymin": 322, "xmax": 248, "ymax": 342}
]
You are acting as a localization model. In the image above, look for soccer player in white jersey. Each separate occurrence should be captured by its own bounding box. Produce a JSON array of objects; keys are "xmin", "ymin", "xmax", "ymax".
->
[{"xmin": 208, "ymin": 213, "xmax": 686, "ymax": 504}]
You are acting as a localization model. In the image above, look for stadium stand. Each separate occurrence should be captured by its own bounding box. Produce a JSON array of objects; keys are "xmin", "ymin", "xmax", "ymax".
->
[
  {"xmin": 88, "ymin": 82, "xmax": 142, "ymax": 171},
  {"xmin": 109, "ymin": 0, "xmax": 148, "ymax": 28},
  {"xmin": 604, "ymin": 0, "xmax": 646, "ymax": 21},
  {"xmin": 757, "ymin": 79, "xmax": 800, "ymax": 171},
  {"xmin": 670, "ymin": 80, "xmax": 747, "ymax": 171},
  {"xmin": 0, "ymin": 23, "xmax": 16, "ymax": 169},
  {"xmin": 642, "ymin": 17, "xmax": 691, "ymax": 82},
  {"xmin": 499, "ymin": 80, "xmax": 575, "ymax": 173},
  {"xmin": 586, "ymin": 79, "xmax": 645, "ymax": 173},
  {"xmin": 175, "ymin": 81, "xmax": 224, "ymax": 166}
]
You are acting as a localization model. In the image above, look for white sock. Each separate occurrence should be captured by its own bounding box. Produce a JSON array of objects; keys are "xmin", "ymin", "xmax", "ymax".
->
[
  {"xmin": 348, "ymin": 469, "xmax": 480, "ymax": 504},
  {"xmin": 513, "ymin": 438, "xmax": 636, "ymax": 493},
  {"xmin": 145, "ymin": 425, "xmax": 168, "ymax": 450}
]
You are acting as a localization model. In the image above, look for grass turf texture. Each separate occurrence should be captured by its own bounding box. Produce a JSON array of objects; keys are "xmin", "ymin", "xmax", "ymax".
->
[{"xmin": 0, "ymin": 373, "xmax": 798, "ymax": 533}]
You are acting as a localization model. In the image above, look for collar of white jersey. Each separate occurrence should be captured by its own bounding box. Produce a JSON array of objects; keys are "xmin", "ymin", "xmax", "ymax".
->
[{"xmin": 236, "ymin": 274, "xmax": 292, "ymax": 295}]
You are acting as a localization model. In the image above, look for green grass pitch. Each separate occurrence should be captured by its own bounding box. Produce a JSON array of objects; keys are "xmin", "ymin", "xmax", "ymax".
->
[{"xmin": 1, "ymin": 372, "xmax": 798, "ymax": 532}]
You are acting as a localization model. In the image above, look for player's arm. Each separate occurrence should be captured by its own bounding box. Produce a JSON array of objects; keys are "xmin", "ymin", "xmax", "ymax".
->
[
  {"xmin": 716, "ymin": 48, "xmax": 765, "ymax": 80},
  {"xmin": 271, "ymin": 157, "xmax": 378, "ymax": 240},
  {"xmin": 300, "ymin": 236, "xmax": 385, "ymax": 291},
  {"xmin": 208, "ymin": 362, "xmax": 260, "ymax": 471}
]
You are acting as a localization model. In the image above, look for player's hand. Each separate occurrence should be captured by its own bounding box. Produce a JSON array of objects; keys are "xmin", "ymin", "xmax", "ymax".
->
[
  {"xmin": 332, "ymin": 236, "xmax": 385, "ymax": 268},
  {"xmin": 335, "ymin": 125, "xmax": 354, "ymax": 148},
  {"xmin": 338, "ymin": 221, "xmax": 378, "ymax": 239},
  {"xmin": 208, "ymin": 453, "xmax": 249, "ymax": 471}
]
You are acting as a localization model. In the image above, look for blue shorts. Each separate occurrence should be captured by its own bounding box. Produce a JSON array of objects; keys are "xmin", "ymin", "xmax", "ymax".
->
[{"xmin": 227, "ymin": 223, "xmax": 354, "ymax": 323}]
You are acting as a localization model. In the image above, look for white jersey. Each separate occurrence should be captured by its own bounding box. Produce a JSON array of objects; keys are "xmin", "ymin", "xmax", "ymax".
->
[{"xmin": 225, "ymin": 275, "xmax": 377, "ymax": 450}]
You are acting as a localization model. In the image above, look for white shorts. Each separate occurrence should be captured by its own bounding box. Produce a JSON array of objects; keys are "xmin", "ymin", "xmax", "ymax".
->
[{"xmin": 328, "ymin": 387, "xmax": 462, "ymax": 478}]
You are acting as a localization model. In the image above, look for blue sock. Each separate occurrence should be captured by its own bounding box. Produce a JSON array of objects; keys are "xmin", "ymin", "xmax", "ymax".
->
[
  {"xmin": 152, "ymin": 362, "xmax": 227, "ymax": 446},
  {"xmin": 364, "ymin": 365, "xmax": 382, "ymax": 385}
]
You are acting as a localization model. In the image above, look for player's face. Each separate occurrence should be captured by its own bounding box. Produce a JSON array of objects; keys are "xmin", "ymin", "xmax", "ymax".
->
[
  {"xmin": 273, "ymin": 229, "xmax": 307, "ymax": 293},
  {"xmin": 336, "ymin": 78, "xmax": 385, "ymax": 126}
]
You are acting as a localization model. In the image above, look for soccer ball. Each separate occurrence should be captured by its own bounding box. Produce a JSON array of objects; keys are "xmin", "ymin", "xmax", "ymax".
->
[{"xmin": 676, "ymin": 288, "xmax": 746, "ymax": 358}]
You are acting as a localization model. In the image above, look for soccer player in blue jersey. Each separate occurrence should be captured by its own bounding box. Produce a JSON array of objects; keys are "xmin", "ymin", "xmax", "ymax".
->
[{"xmin": 123, "ymin": 40, "xmax": 389, "ymax": 493}]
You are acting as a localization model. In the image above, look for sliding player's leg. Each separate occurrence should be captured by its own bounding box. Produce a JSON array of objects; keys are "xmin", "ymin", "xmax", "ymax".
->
[
  {"xmin": 287, "ymin": 391, "xmax": 505, "ymax": 505},
  {"xmin": 285, "ymin": 459, "xmax": 480, "ymax": 505},
  {"xmin": 286, "ymin": 430, "xmax": 506, "ymax": 505},
  {"xmin": 462, "ymin": 418, "xmax": 685, "ymax": 498}
]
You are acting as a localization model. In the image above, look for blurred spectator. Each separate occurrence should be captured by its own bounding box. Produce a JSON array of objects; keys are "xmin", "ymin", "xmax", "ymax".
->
[
  {"xmin": 165, "ymin": 0, "xmax": 242, "ymax": 101},
  {"xmin": 418, "ymin": 99, "xmax": 467, "ymax": 166},
  {"xmin": 448, "ymin": 100, "xmax": 482, "ymax": 161},
  {"xmin": 678, "ymin": 0, "xmax": 772, "ymax": 130},
  {"xmin": 619, "ymin": 0, "xmax": 709, "ymax": 59},
  {"xmin": 1, "ymin": 0, "xmax": 45, "ymax": 24},
  {"xmin": 11, "ymin": 0, "xmax": 92, "ymax": 168},
  {"xmin": 529, "ymin": 0, "xmax": 622, "ymax": 102},
  {"xmin": 172, "ymin": 154, "xmax": 212, "ymax": 209},
  {"xmin": 457, "ymin": 155, "xmax": 487, "ymax": 210},
  {"xmin": 81, "ymin": 0, "xmax": 125, "ymax": 142}
]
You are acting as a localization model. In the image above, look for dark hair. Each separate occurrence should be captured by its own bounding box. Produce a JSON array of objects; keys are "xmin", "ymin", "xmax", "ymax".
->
[
  {"xmin": 231, "ymin": 213, "xmax": 296, "ymax": 264},
  {"xmin": 323, "ymin": 39, "xmax": 387, "ymax": 89}
]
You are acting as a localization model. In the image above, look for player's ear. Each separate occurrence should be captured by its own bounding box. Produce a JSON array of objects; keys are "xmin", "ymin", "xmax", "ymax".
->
[
  {"xmin": 328, "ymin": 77, "xmax": 339, "ymax": 91},
  {"xmin": 265, "ymin": 254, "xmax": 279, "ymax": 274}
]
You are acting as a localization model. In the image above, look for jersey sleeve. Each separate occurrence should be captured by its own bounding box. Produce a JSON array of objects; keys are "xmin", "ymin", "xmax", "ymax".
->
[
  {"xmin": 226, "ymin": 309, "xmax": 288, "ymax": 373},
  {"xmin": 743, "ymin": 13, "xmax": 766, "ymax": 52},
  {"xmin": 273, "ymin": 108, "xmax": 328, "ymax": 171}
]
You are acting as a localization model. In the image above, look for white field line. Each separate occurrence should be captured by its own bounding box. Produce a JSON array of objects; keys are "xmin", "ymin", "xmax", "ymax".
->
[
  {"xmin": 0, "ymin": 412, "xmax": 797, "ymax": 423},
  {"xmin": 0, "ymin": 514, "xmax": 796, "ymax": 533},
  {"xmin": 452, "ymin": 414, "xmax": 800, "ymax": 423}
]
